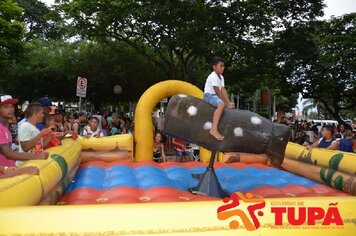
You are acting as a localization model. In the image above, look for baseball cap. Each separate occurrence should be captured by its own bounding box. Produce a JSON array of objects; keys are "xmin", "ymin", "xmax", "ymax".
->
[
  {"xmin": 0, "ymin": 94, "xmax": 19, "ymax": 106},
  {"xmin": 39, "ymin": 97, "xmax": 52, "ymax": 107}
]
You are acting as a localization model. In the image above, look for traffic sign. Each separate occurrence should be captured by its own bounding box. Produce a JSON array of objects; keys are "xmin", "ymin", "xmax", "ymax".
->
[{"xmin": 76, "ymin": 76, "xmax": 87, "ymax": 97}]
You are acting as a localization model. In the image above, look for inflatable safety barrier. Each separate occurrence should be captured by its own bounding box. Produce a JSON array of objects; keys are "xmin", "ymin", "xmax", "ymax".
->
[
  {"xmin": 78, "ymin": 133, "xmax": 133, "ymax": 153},
  {"xmin": 285, "ymin": 142, "xmax": 356, "ymax": 175},
  {"xmin": 1, "ymin": 197, "xmax": 356, "ymax": 235},
  {"xmin": 284, "ymin": 142, "xmax": 356, "ymax": 195},
  {"xmin": 0, "ymin": 81, "xmax": 356, "ymax": 235},
  {"xmin": 282, "ymin": 158, "xmax": 356, "ymax": 195},
  {"xmin": 0, "ymin": 138, "xmax": 81, "ymax": 206}
]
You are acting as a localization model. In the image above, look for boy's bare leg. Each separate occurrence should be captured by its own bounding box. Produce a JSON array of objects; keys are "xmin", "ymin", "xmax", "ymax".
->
[{"xmin": 210, "ymin": 103, "xmax": 225, "ymax": 140}]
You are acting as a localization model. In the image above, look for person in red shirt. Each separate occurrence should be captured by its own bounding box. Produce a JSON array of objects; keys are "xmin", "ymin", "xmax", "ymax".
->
[
  {"xmin": 172, "ymin": 138, "xmax": 190, "ymax": 162},
  {"xmin": 43, "ymin": 114, "xmax": 63, "ymax": 149}
]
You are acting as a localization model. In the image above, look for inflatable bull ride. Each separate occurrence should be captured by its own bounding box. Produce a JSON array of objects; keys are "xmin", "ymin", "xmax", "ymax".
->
[{"xmin": 164, "ymin": 95, "xmax": 291, "ymax": 198}]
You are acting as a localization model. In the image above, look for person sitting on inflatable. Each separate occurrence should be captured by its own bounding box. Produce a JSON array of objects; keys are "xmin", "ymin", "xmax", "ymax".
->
[
  {"xmin": 203, "ymin": 57, "xmax": 234, "ymax": 141},
  {"xmin": 0, "ymin": 94, "xmax": 49, "ymax": 170}
]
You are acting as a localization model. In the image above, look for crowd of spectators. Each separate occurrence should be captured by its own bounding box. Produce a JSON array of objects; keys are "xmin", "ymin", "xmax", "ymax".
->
[
  {"xmin": 0, "ymin": 94, "xmax": 134, "ymax": 177},
  {"xmin": 286, "ymin": 119, "xmax": 355, "ymax": 152},
  {"xmin": 1, "ymin": 93, "xmax": 355, "ymax": 178}
]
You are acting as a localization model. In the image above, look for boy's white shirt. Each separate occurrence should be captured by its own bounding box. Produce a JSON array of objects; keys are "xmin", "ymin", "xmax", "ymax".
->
[
  {"xmin": 204, "ymin": 71, "xmax": 225, "ymax": 94},
  {"xmin": 16, "ymin": 121, "xmax": 41, "ymax": 166},
  {"xmin": 83, "ymin": 125, "xmax": 104, "ymax": 137},
  {"xmin": 18, "ymin": 122, "xmax": 40, "ymax": 153}
]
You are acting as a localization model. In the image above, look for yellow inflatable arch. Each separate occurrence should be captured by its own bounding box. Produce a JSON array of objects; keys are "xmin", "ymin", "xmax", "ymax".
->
[{"xmin": 134, "ymin": 80, "xmax": 203, "ymax": 161}]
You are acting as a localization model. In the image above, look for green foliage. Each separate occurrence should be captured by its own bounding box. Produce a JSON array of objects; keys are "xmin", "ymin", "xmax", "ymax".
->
[
  {"xmin": 3, "ymin": 40, "xmax": 164, "ymax": 109},
  {"xmin": 6, "ymin": 0, "xmax": 353, "ymax": 118},
  {"xmin": 276, "ymin": 13, "xmax": 356, "ymax": 124},
  {"xmin": 0, "ymin": 0, "xmax": 24, "ymax": 73},
  {"xmin": 59, "ymin": 0, "xmax": 324, "ymax": 87},
  {"xmin": 16, "ymin": 0, "xmax": 64, "ymax": 41}
]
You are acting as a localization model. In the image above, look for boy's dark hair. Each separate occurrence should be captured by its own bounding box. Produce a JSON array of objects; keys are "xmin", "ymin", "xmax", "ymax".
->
[
  {"xmin": 90, "ymin": 116, "xmax": 99, "ymax": 123},
  {"xmin": 25, "ymin": 103, "xmax": 42, "ymax": 118},
  {"xmin": 210, "ymin": 57, "xmax": 224, "ymax": 66},
  {"xmin": 322, "ymin": 125, "xmax": 334, "ymax": 135}
]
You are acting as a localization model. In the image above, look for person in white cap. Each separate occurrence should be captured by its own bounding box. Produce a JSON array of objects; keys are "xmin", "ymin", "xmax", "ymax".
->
[{"xmin": 0, "ymin": 93, "xmax": 48, "ymax": 176}]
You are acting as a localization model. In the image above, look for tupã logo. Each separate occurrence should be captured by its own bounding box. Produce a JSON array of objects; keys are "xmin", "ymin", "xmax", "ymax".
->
[{"xmin": 217, "ymin": 192, "xmax": 265, "ymax": 231}]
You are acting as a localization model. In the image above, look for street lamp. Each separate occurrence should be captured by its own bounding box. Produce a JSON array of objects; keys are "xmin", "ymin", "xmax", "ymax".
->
[
  {"xmin": 113, "ymin": 85, "xmax": 122, "ymax": 95},
  {"xmin": 113, "ymin": 85, "xmax": 122, "ymax": 113}
]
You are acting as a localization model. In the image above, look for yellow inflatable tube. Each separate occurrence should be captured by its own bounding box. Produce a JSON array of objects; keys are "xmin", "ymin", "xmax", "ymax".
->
[
  {"xmin": 78, "ymin": 133, "xmax": 133, "ymax": 153},
  {"xmin": 0, "ymin": 138, "xmax": 81, "ymax": 207},
  {"xmin": 134, "ymin": 80, "xmax": 203, "ymax": 161},
  {"xmin": 285, "ymin": 142, "xmax": 356, "ymax": 175},
  {"xmin": 1, "ymin": 197, "xmax": 355, "ymax": 235}
]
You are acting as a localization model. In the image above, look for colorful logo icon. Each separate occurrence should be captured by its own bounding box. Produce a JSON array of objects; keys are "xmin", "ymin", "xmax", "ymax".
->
[{"xmin": 217, "ymin": 192, "xmax": 265, "ymax": 231}]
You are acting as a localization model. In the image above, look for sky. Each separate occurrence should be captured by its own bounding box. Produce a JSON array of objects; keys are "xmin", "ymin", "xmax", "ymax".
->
[
  {"xmin": 40, "ymin": 0, "xmax": 356, "ymax": 19},
  {"xmin": 322, "ymin": 0, "xmax": 356, "ymax": 18}
]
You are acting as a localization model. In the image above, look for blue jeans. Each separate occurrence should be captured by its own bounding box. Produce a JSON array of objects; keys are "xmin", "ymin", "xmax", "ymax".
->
[{"xmin": 204, "ymin": 93, "xmax": 223, "ymax": 108}]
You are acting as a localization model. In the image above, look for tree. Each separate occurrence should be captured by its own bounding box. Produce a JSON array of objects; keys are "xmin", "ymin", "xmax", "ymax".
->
[
  {"xmin": 0, "ymin": 0, "xmax": 24, "ymax": 76},
  {"xmin": 59, "ymin": 0, "xmax": 324, "ymax": 86},
  {"xmin": 4, "ymin": 40, "xmax": 164, "ymax": 109},
  {"xmin": 16, "ymin": 0, "xmax": 64, "ymax": 41},
  {"xmin": 276, "ymin": 13, "xmax": 356, "ymax": 125}
]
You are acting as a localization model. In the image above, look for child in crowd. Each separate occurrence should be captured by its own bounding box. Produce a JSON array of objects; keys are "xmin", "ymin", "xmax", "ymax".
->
[
  {"xmin": 338, "ymin": 129, "xmax": 353, "ymax": 152},
  {"xmin": 336, "ymin": 124, "xmax": 346, "ymax": 139},
  {"xmin": 43, "ymin": 114, "xmax": 64, "ymax": 149},
  {"xmin": 153, "ymin": 131, "xmax": 166, "ymax": 163},
  {"xmin": 17, "ymin": 103, "xmax": 54, "ymax": 165},
  {"xmin": 0, "ymin": 94, "xmax": 48, "ymax": 171},
  {"xmin": 54, "ymin": 109, "xmax": 65, "ymax": 132},
  {"xmin": 172, "ymin": 138, "xmax": 190, "ymax": 162},
  {"xmin": 307, "ymin": 125, "xmax": 338, "ymax": 150},
  {"xmin": 302, "ymin": 135, "xmax": 313, "ymax": 146},
  {"xmin": 83, "ymin": 116, "xmax": 104, "ymax": 138},
  {"xmin": 203, "ymin": 57, "xmax": 234, "ymax": 140},
  {"xmin": 72, "ymin": 112, "xmax": 86, "ymax": 136},
  {"xmin": 36, "ymin": 97, "xmax": 53, "ymax": 131}
]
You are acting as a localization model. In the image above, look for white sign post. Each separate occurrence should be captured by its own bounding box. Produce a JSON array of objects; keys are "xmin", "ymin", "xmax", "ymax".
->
[{"xmin": 76, "ymin": 77, "xmax": 87, "ymax": 111}]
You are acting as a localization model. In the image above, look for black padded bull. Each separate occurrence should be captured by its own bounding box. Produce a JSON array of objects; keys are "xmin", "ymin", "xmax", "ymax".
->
[{"xmin": 164, "ymin": 95, "xmax": 291, "ymax": 198}]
